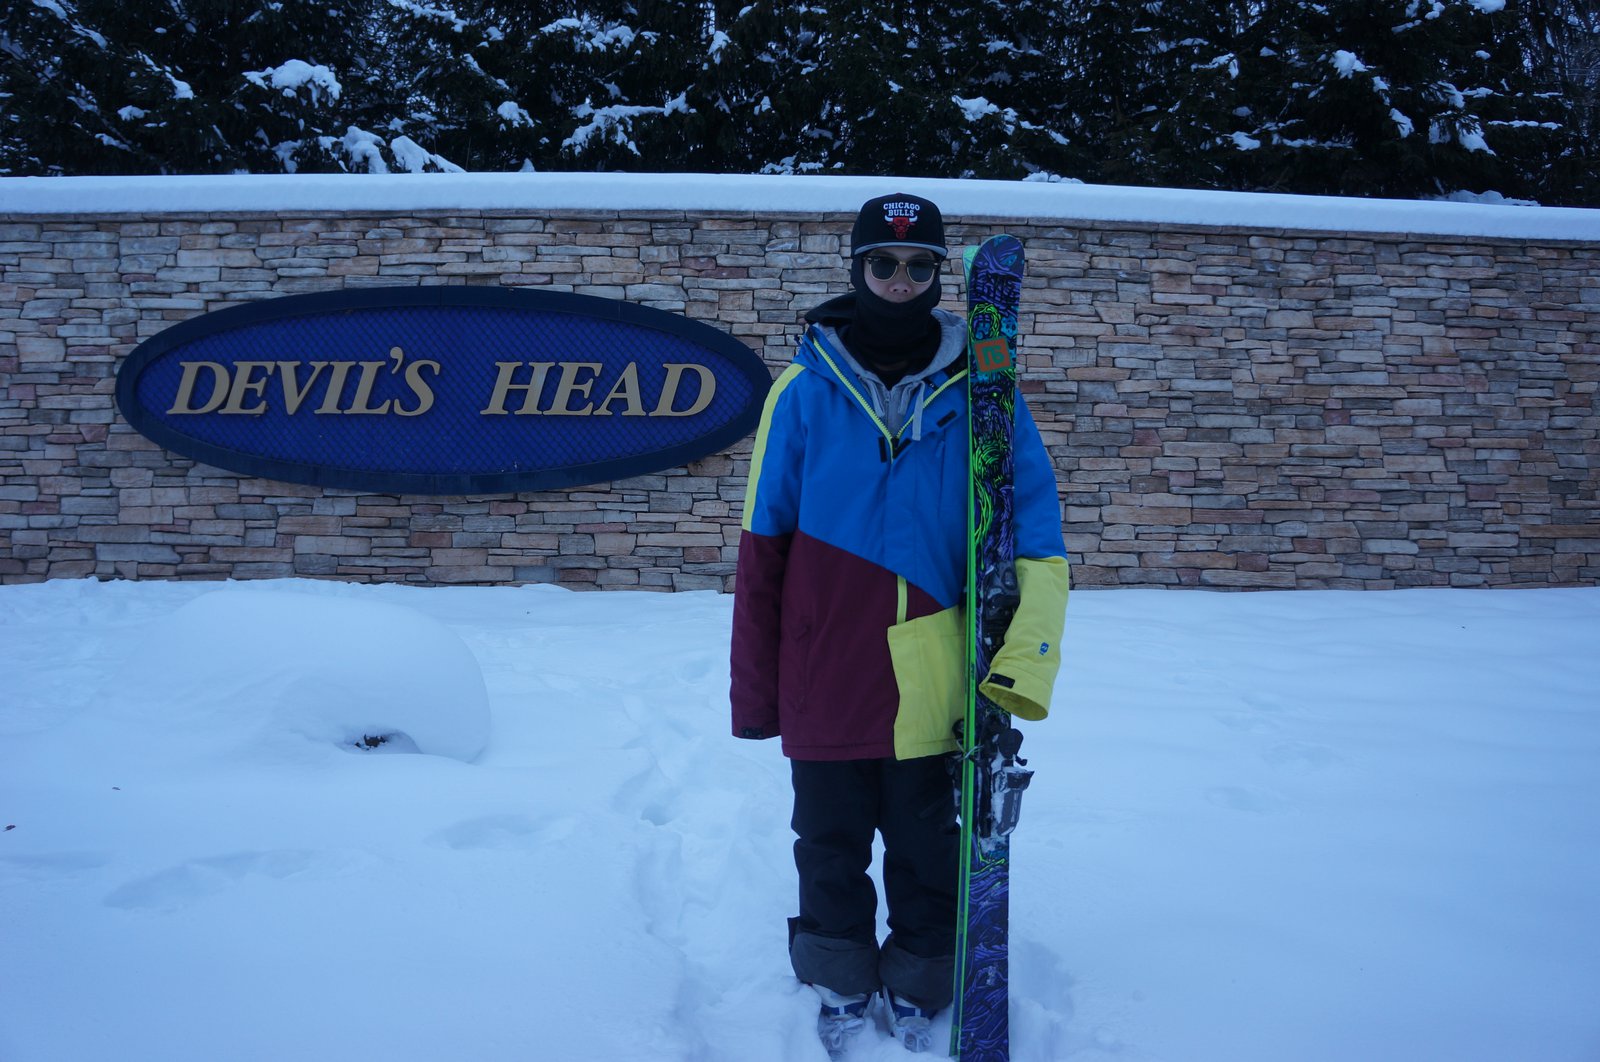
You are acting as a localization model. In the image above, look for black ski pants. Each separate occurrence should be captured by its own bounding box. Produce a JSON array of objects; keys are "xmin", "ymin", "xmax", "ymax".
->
[{"xmin": 787, "ymin": 755, "xmax": 959, "ymax": 1011}]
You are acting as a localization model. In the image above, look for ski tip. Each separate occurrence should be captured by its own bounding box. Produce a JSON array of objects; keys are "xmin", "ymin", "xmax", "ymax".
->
[
  {"xmin": 964, "ymin": 234, "xmax": 1019, "ymax": 259},
  {"xmin": 990, "ymin": 233, "xmax": 1025, "ymax": 258},
  {"xmin": 968, "ymin": 234, "xmax": 1025, "ymax": 269}
]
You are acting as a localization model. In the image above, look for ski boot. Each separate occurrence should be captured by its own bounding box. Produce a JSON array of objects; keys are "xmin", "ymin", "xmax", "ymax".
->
[
  {"xmin": 881, "ymin": 988, "xmax": 936, "ymax": 1053},
  {"xmin": 814, "ymin": 985, "xmax": 870, "ymax": 1059}
]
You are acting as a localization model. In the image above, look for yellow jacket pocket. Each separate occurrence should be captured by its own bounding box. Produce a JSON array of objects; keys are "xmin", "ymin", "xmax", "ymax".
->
[{"xmin": 887, "ymin": 605, "xmax": 965, "ymax": 760}]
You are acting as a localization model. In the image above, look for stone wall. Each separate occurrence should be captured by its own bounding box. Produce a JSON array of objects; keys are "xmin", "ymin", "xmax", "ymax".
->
[{"xmin": 2, "ymin": 205, "xmax": 1597, "ymax": 590}]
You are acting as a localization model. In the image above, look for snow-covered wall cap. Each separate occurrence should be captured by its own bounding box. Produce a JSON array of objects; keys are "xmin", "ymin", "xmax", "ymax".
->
[{"xmin": 3, "ymin": 172, "xmax": 1599, "ymax": 242}]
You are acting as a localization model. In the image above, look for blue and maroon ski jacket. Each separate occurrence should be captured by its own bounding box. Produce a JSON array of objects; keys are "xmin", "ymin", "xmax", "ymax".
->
[{"xmin": 730, "ymin": 313, "xmax": 1070, "ymax": 761}]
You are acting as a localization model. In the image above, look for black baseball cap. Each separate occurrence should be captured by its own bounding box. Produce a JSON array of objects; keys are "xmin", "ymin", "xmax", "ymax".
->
[{"xmin": 850, "ymin": 193, "xmax": 947, "ymax": 258}]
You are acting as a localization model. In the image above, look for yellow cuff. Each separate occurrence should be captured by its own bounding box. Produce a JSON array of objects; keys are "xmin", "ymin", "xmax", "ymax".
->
[{"xmin": 980, "ymin": 672, "xmax": 1051, "ymax": 721}]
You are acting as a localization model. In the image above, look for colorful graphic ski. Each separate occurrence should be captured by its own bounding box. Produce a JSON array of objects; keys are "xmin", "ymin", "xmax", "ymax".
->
[{"xmin": 951, "ymin": 234, "xmax": 1031, "ymax": 1062}]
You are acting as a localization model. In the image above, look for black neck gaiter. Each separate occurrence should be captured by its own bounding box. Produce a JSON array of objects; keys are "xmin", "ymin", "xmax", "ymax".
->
[{"xmin": 843, "ymin": 256, "xmax": 943, "ymax": 387}]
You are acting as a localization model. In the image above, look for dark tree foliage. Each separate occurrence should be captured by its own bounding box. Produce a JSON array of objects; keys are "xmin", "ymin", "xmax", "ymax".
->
[
  {"xmin": 1, "ymin": 0, "xmax": 1593, "ymax": 205},
  {"xmin": 674, "ymin": 0, "xmax": 834, "ymax": 173},
  {"xmin": 1, "ymin": 0, "xmax": 394, "ymax": 175},
  {"xmin": 1507, "ymin": 0, "xmax": 1600, "ymax": 205},
  {"xmin": 1222, "ymin": 0, "xmax": 1536, "ymax": 199},
  {"xmin": 1053, "ymin": 0, "xmax": 1563, "ymax": 201},
  {"xmin": 360, "ymin": 0, "xmax": 711, "ymax": 172}
]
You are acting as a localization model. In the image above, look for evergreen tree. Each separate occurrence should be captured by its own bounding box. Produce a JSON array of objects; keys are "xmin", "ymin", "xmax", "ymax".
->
[
  {"xmin": 1508, "ymin": 0, "xmax": 1599, "ymax": 205},
  {"xmin": 720, "ymin": 0, "xmax": 1074, "ymax": 180},
  {"xmin": 366, "ymin": 0, "xmax": 520, "ymax": 172},
  {"xmin": 0, "ymin": 0, "xmax": 435, "ymax": 175},
  {"xmin": 545, "ymin": 0, "xmax": 709, "ymax": 171},
  {"xmin": 2, "ymin": 0, "xmax": 1592, "ymax": 203},
  {"xmin": 1218, "ymin": 0, "xmax": 1547, "ymax": 199},
  {"xmin": 675, "ymin": 0, "xmax": 833, "ymax": 174},
  {"xmin": 375, "ymin": 1, "xmax": 711, "ymax": 173},
  {"xmin": 808, "ymin": 3, "xmax": 957, "ymax": 176},
  {"xmin": 940, "ymin": 0, "xmax": 1076, "ymax": 180},
  {"xmin": 1, "ymin": 0, "xmax": 177, "ymax": 175},
  {"xmin": 1056, "ymin": 0, "xmax": 1170, "ymax": 185},
  {"xmin": 1125, "ymin": 0, "xmax": 1257, "ymax": 188}
]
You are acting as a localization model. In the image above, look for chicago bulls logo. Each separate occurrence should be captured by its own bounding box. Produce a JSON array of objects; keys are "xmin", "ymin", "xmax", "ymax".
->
[{"xmin": 883, "ymin": 200, "xmax": 922, "ymax": 239}]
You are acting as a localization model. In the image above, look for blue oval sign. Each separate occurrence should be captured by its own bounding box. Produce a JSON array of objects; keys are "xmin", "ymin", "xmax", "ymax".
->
[{"xmin": 114, "ymin": 287, "xmax": 772, "ymax": 494}]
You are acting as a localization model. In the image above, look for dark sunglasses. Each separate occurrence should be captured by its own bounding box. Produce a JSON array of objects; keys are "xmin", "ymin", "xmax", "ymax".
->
[{"xmin": 864, "ymin": 255, "xmax": 940, "ymax": 283}]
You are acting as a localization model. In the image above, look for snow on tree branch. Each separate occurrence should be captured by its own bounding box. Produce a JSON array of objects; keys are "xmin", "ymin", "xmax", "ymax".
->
[
  {"xmin": 563, "ymin": 103, "xmax": 667, "ymax": 156},
  {"xmin": 385, "ymin": 0, "xmax": 467, "ymax": 34},
  {"xmin": 1331, "ymin": 50, "xmax": 1368, "ymax": 78},
  {"xmin": 540, "ymin": 17, "xmax": 645, "ymax": 53},
  {"xmin": 243, "ymin": 61, "xmax": 343, "ymax": 107}
]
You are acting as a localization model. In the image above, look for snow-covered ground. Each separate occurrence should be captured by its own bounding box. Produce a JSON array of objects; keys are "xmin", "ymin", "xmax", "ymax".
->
[{"xmin": 2, "ymin": 578, "xmax": 1597, "ymax": 1061}]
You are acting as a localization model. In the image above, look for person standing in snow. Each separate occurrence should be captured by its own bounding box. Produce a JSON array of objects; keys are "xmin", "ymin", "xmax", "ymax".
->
[{"xmin": 729, "ymin": 193, "xmax": 1069, "ymax": 1056}]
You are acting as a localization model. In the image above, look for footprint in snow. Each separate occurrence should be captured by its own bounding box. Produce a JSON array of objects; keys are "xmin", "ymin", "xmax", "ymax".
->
[
  {"xmin": 1262, "ymin": 741, "xmax": 1341, "ymax": 774},
  {"xmin": 1203, "ymin": 786, "xmax": 1284, "ymax": 815},
  {"xmin": 103, "ymin": 850, "xmax": 318, "ymax": 912},
  {"xmin": 1239, "ymin": 691, "xmax": 1290, "ymax": 713},
  {"xmin": 675, "ymin": 654, "xmax": 716, "ymax": 683},
  {"xmin": 427, "ymin": 813, "xmax": 575, "ymax": 851},
  {"xmin": 0, "ymin": 851, "xmax": 109, "ymax": 883},
  {"xmin": 1212, "ymin": 712, "xmax": 1280, "ymax": 735}
]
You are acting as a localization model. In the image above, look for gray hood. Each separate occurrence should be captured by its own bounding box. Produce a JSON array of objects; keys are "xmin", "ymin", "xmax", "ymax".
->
[{"xmin": 814, "ymin": 309, "xmax": 967, "ymax": 439}]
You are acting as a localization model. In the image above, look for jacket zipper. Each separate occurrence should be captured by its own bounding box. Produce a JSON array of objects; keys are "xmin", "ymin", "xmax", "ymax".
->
[{"xmin": 808, "ymin": 337, "xmax": 968, "ymax": 460}]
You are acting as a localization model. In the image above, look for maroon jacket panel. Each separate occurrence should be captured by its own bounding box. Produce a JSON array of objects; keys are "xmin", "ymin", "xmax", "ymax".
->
[{"xmin": 731, "ymin": 527, "xmax": 943, "ymax": 760}]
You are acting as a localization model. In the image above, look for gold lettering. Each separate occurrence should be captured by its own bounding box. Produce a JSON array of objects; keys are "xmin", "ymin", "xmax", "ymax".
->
[
  {"xmin": 652, "ymin": 363, "xmax": 716, "ymax": 417},
  {"xmin": 316, "ymin": 362, "xmax": 356, "ymax": 414},
  {"xmin": 277, "ymin": 361, "xmax": 329, "ymax": 415},
  {"xmin": 346, "ymin": 361, "xmax": 393, "ymax": 415},
  {"xmin": 481, "ymin": 362, "xmax": 555, "ymax": 415},
  {"xmin": 167, "ymin": 362, "xmax": 229, "ymax": 415},
  {"xmin": 547, "ymin": 362, "xmax": 603, "ymax": 416},
  {"xmin": 219, "ymin": 361, "xmax": 274, "ymax": 415},
  {"xmin": 593, "ymin": 362, "xmax": 647, "ymax": 417},
  {"xmin": 398, "ymin": 360, "xmax": 440, "ymax": 416}
]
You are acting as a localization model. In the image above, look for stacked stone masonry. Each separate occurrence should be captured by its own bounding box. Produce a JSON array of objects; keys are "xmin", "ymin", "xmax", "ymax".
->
[{"xmin": 1, "ymin": 208, "xmax": 1596, "ymax": 591}]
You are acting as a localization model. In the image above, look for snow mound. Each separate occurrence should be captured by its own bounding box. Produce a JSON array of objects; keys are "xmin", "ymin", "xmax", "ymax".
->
[{"xmin": 119, "ymin": 588, "xmax": 490, "ymax": 762}]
